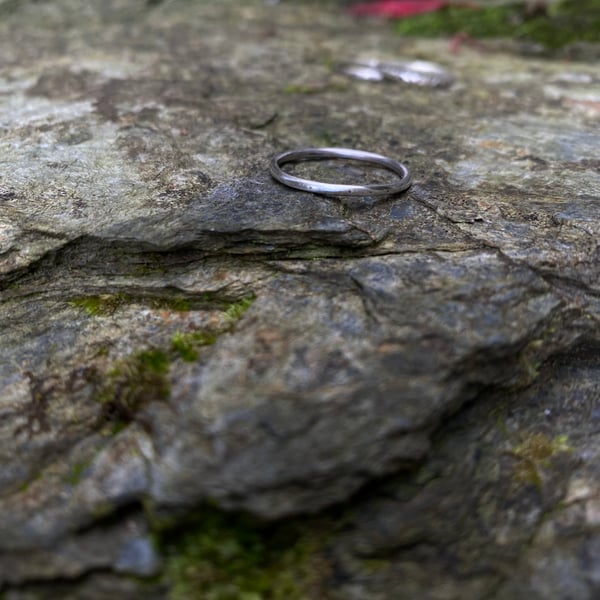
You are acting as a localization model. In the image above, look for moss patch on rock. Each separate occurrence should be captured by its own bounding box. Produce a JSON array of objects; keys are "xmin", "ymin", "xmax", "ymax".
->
[
  {"xmin": 97, "ymin": 348, "xmax": 171, "ymax": 428},
  {"xmin": 71, "ymin": 293, "xmax": 255, "ymax": 318},
  {"xmin": 171, "ymin": 331, "xmax": 219, "ymax": 362},
  {"xmin": 158, "ymin": 509, "xmax": 333, "ymax": 600},
  {"xmin": 223, "ymin": 296, "xmax": 255, "ymax": 323},
  {"xmin": 394, "ymin": 0, "xmax": 600, "ymax": 51},
  {"xmin": 95, "ymin": 296, "xmax": 256, "ymax": 428},
  {"xmin": 70, "ymin": 293, "xmax": 193, "ymax": 316}
]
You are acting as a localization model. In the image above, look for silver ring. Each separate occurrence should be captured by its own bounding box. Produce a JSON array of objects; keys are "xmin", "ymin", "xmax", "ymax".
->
[
  {"xmin": 269, "ymin": 147, "xmax": 411, "ymax": 197},
  {"xmin": 341, "ymin": 59, "xmax": 454, "ymax": 88}
]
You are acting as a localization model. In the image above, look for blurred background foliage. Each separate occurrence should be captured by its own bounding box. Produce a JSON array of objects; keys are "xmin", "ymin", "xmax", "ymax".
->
[
  {"xmin": 0, "ymin": 0, "xmax": 597, "ymax": 54},
  {"xmin": 388, "ymin": 0, "xmax": 600, "ymax": 51}
]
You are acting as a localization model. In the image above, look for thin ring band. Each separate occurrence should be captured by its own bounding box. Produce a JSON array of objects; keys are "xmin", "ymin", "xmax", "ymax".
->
[{"xmin": 269, "ymin": 147, "xmax": 411, "ymax": 197}]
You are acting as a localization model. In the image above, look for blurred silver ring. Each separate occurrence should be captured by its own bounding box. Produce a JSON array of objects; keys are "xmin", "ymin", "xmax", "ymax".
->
[{"xmin": 269, "ymin": 147, "xmax": 411, "ymax": 197}]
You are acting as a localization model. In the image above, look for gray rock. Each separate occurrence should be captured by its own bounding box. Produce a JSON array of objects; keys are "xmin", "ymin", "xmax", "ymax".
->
[
  {"xmin": 0, "ymin": 0, "xmax": 598, "ymax": 597},
  {"xmin": 114, "ymin": 537, "xmax": 161, "ymax": 577},
  {"xmin": 332, "ymin": 344, "xmax": 600, "ymax": 600}
]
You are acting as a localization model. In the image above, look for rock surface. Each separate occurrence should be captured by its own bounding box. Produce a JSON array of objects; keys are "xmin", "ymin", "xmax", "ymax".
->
[{"xmin": 0, "ymin": 0, "xmax": 599, "ymax": 598}]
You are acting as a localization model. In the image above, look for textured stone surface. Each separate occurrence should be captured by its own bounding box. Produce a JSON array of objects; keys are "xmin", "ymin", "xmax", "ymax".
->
[
  {"xmin": 0, "ymin": 0, "xmax": 599, "ymax": 597},
  {"xmin": 330, "ymin": 344, "xmax": 600, "ymax": 600}
]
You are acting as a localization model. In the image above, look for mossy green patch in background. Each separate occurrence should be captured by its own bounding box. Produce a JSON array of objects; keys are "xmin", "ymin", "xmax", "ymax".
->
[
  {"xmin": 394, "ymin": 0, "xmax": 600, "ymax": 51},
  {"xmin": 158, "ymin": 509, "xmax": 332, "ymax": 600}
]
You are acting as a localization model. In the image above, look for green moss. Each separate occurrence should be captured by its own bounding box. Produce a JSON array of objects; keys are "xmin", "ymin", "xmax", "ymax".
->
[
  {"xmin": 159, "ymin": 297, "xmax": 192, "ymax": 312},
  {"xmin": 138, "ymin": 348, "xmax": 170, "ymax": 374},
  {"xmin": 70, "ymin": 293, "xmax": 193, "ymax": 316},
  {"xmin": 71, "ymin": 294, "xmax": 122, "ymax": 316},
  {"xmin": 172, "ymin": 331, "xmax": 219, "ymax": 362},
  {"xmin": 93, "ymin": 294, "xmax": 256, "ymax": 427},
  {"xmin": 97, "ymin": 348, "xmax": 171, "ymax": 428},
  {"xmin": 169, "ymin": 296, "xmax": 254, "ymax": 362},
  {"xmin": 96, "ymin": 345, "xmax": 111, "ymax": 357},
  {"xmin": 71, "ymin": 293, "xmax": 257, "ymax": 318},
  {"xmin": 394, "ymin": 0, "xmax": 600, "ymax": 50},
  {"xmin": 158, "ymin": 509, "xmax": 332, "ymax": 600},
  {"xmin": 224, "ymin": 296, "xmax": 255, "ymax": 322},
  {"xmin": 171, "ymin": 334, "xmax": 199, "ymax": 363}
]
